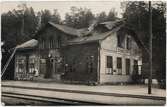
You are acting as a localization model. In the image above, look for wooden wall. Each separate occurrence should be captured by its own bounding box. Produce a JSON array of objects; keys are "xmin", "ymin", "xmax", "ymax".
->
[{"xmin": 61, "ymin": 42, "xmax": 99, "ymax": 84}]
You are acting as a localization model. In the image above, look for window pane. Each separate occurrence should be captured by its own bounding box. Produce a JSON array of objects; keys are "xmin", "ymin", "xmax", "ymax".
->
[
  {"xmin": 117, "ymin": 57, "xmax": 122, "ymax": 68},
  {"xmin": 106, "ymin": 56, "xmax": 113, "ymax": 74},
  {"xmin": 107, "ymin": 56, "xmax": 113, "ymax": 68},
  {"xmin": 126, "ymin": 37, "xmax": 131, "ymax": 49}
]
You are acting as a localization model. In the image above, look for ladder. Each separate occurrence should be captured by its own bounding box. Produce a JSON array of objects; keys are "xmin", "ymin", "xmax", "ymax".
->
[{"xmin": 1, "ymin": 48, "xmax": 17, "ymax": 78}]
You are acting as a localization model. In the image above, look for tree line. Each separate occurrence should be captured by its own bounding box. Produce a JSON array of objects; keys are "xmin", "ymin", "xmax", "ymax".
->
[{"xmin": 2, "ymin": 4, "xmax": 118, "ymax": 50}]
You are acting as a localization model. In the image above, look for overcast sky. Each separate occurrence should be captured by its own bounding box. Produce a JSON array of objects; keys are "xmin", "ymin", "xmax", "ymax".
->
[{"xmin": 1, "ymin": 1, "xmax": 123, "ymax": 19}]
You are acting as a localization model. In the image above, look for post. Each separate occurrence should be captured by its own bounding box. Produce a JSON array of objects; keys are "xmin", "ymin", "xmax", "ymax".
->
[{"xmin": 148, "ymin": 1, "xmax": 152, "ymax": 94}]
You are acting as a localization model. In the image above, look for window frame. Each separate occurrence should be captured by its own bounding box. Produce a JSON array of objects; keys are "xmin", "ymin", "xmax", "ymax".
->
[
  {"xmin": 125, "ymin": 58, "xmax": 130, "ymax": 75},
  {"xmin": 117, "ymin": 57, "xmax": 122, "ymax": 75},
  {"xmin": 126, "ymin": 37, "xmax": 131, "ymax": 50},
  {"xmin": 106, "ymin": 56, "xmax": 113, "ymax": 74}
]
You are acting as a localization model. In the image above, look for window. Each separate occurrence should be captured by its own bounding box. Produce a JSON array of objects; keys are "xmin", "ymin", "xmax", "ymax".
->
[
  {"xmin": 117, "ymin": 32, "xmax": 124, "ymax": 48},
  {"xmin": 17, "ymin": 59, "xmax": 25, "ymax": 73},
  {"xmin": 117, "ymin": 57, "xmax": 122, "ymax": 75},
  {"xmin": 133, "ymin": 60, "xmax": 138, "ymax": 75},
  {"xmin": 57, "ymin": 36, "xmax": 61, "ymax": 49},
  {"xmin": 117, "ymin": 34, "xmax": 122, "ymax": 48},
  {"xmin": 49, "ymin": 39, "xmax": 54, "ymax": 49},
  {"xmin": 29, "ymin": 63, "xmax": 35, "ymax": 73},
  {"xmin": 126, "ymin": 37, "xmax": 131, "ymax": 49},
  {"xmin": 106, "ymin": 56, "xmax": 113, "ymax": 74},
  {"xmin": 126, "ymin": 59, "xmax": 130, "ymax": 75}
]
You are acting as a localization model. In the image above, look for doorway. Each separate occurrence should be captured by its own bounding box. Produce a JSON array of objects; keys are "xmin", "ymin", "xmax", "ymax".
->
[{"xmin": 126, "ymin": 59, "xmax": 130, "ymax": 75}]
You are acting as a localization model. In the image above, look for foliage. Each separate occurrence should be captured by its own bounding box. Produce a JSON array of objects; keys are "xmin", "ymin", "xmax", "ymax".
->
[
  {"xmin": 64, "ymin": 7, "xmax": 118, "ymax": 28},
  {"xmin": 122, "ymin": 1, "xmax": 166, "ymax": 87},
  {"xmin": 2, "ymin": 3, "xmax": 62, "ymax": 50},
  {"xmin": 96, "ymin": 9, "xmax": 117, "ymax": 23},
  {"xmin": 38, "ymin": 9, "xmax": 61, "ymax": 28},
  {"xmin": 2, "ymin": 4, "xmax": 37, "ymax": 49},
  {"xmin": 64, "ymin": 7, "xmax": 95, "ymax": 28}
]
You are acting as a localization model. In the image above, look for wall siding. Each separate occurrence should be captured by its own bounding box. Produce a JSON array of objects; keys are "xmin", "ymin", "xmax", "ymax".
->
[
  {"xmin": 99, "ymin": 31, "xmax": 142, "ymax": 83},
  {"xmin": 62, "ymin": 42, "xmax": 99, "ymax": 83}
]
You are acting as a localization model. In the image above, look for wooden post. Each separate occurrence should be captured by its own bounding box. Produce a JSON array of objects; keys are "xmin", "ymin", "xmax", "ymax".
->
[{"xmin": 148, "ymin": 1, "xmax": 152, "ymax": 94}]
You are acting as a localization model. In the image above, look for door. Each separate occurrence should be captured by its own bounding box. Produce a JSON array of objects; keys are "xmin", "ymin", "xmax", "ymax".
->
[
  {"xmin": 134, "ymin": 60, "xmax": 138, "ymax": 75},
  {"xmin": 126, "ymin": 59, "xmax": 130, "ymax": 75},
  {"xmin": 44, "ymin": 58, "xmax": 52, "ymax": 78}
]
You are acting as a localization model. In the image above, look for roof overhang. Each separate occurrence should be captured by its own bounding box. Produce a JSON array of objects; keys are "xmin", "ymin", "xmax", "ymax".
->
[{"xmin": 16, "ymin": 39, "xmax": 38, "ymax": 50}]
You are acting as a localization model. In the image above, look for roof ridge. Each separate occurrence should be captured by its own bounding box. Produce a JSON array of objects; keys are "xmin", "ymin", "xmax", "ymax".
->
[
  {"xmin": 48, "ymin": 21, "xmax": 79, "ymax": 36},
  {"xmin": 48, "ymin": 21, "xmax": 78, "ymax": 30}
]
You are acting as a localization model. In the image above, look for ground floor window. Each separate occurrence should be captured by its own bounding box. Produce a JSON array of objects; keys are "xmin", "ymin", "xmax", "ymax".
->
[
  {"xmin": 117, "ymin": 57, "xmax": 122, "ymax": 75},
  {"xmin": 106, "ymin": 56, "xmax": 113, "ymax": 74},
  {"xmin": 17, "ymin": 59, "xmax": 26, "ymax": 73},
  {"xmin": 29, "ymin": 63, "xmax": 35, "ymax": 73}
]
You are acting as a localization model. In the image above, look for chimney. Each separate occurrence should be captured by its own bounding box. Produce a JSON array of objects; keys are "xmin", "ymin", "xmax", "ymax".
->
[{"xmin": 88, "ymin": 20, "xmax": 98, "ymax": 32}]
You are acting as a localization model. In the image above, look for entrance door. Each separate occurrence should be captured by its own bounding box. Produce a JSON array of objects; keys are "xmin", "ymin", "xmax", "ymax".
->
[
  {"xmin": 133, "ymin": 60, "xmax": 138, "ymax": 75},
  {"xmin": 126, "ymin": 59, "xmax": 130, "ymax": 75},
  {"xmin": 52, "ymin": 58, "xmax": 62, "ymax": 81},
  {"xmin": 44, "ymin": 58, "xmax": 52, "ymax": 78}
]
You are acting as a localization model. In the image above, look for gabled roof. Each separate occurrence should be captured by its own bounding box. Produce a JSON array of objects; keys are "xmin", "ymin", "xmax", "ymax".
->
[
  {"xmin": 48, "ymin": 22, "xmax": 79, "ymax": 36},
  {"xmin": 67, "ymin": 25, "xmax": 123, "ymax": 45},
  {"xmin": 16, "ymin": 39, "xmax": 38, "ymax": 50},
  {"xmin": 33, "ymin": 22, "xmax": 80, "ymax": 39}
]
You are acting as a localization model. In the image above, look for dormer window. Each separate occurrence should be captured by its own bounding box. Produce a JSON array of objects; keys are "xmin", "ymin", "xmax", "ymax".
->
[
  {"xmin": 126, "ymin": 37, "xmax": 131, "ymax": 50},
  {"xmin": 117, "ymin": 32, "xmax": 124, "ymax": 48},
  {"xmin": 117, "ymin": 34, "xmax": 122, "ymax": 48}
]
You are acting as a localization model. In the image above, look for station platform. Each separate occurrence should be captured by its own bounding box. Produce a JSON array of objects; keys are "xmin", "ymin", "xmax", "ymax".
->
[{"xmin": 2, "ymin": 80, "xmax": 165, "ymax": 100}]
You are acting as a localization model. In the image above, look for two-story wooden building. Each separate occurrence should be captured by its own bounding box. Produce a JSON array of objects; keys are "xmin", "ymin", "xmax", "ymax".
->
[{"xmin": 14, "ymin": 20, "xmax": 142, "ymax": 84}]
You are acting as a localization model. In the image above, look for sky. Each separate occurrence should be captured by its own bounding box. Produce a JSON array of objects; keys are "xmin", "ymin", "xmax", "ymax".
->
[{"xmin": 1, "ymin": 1, "xmax": 123, "ymax": 19}]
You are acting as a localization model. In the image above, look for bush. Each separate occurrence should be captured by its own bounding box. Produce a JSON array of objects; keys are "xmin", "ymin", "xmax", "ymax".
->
[
  {"xmin": 131, "ymin": 74, "xmax": 142, "ymax": 84},
  {"xmin": 158, "ymin": 79, "xmax": 166, "ymax": 89}
]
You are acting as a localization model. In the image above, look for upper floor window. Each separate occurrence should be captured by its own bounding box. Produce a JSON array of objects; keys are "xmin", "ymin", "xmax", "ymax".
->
[
  {"xmin": 126, "ymin": 37, "xmax": 131, "ymax": 50},
  {"xmin": 49, "ymin": 39, "xmax": 54, "ymax": 49},
  {"xmin": 117, "ymin": 32, "xmax": 124, "ymax": 48},
  {"xmin": 57, "ymin": 36, "xmax": 61, "ymax": 49},
  {"xmin": 117, "ymin": 34, "xmax": 122, "ymax": 48}
]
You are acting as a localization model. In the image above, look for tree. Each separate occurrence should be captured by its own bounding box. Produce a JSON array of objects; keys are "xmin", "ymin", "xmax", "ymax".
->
[
  {"xmin": 40, "ymin": 9, "xmax": 52, "ymax": 27},
  {"xmin": 51, "ymin": 9, "xmax": 61, "ymax": 24},
  {"xmin": 121, "ymin": 1, "xmax": 166, "ymax": 88},
  {"xmin": 38, "ymin": 9, "xmax": 61, "ymax": 28},
  {"xmin": 96, "ymin": 11, "xmax": 108, "ymax": 23},
  {"xmin": 24, "ymin": 7, "xmax": 38, "ymax": 38},
  {"xmin": 107, "ymin": 8, "xmax": 117, "ymax": 21},
  {"xmin": 1, "ymin": 3, "xmax": 39, "ymax": 49},
  {"xmin": 64, "ymin": 7, "xmax": 95, "ymax": 28}
]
